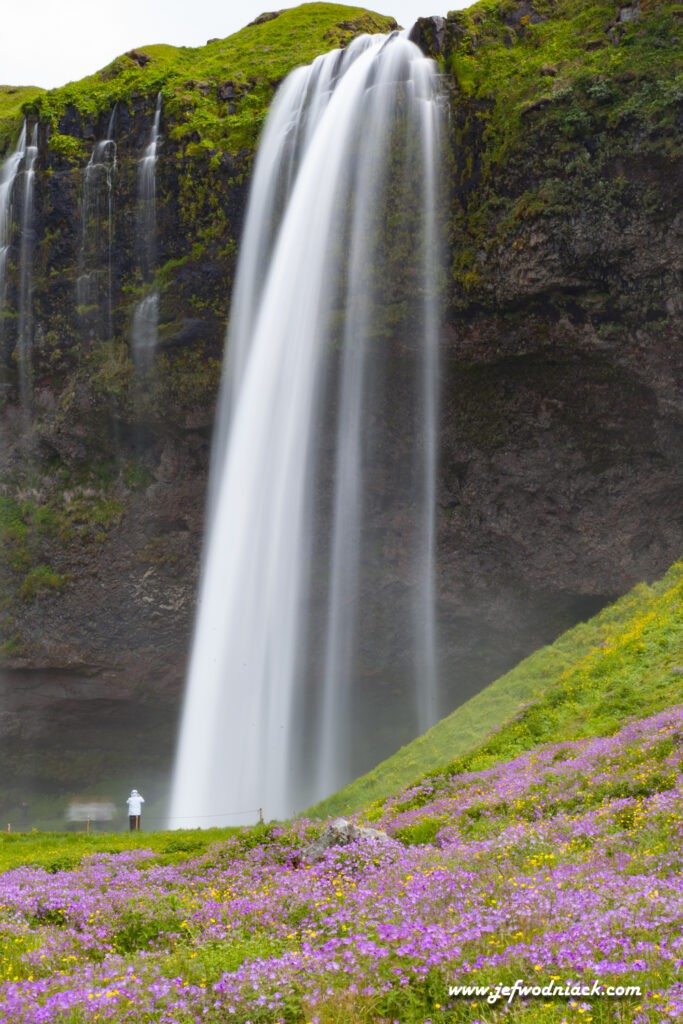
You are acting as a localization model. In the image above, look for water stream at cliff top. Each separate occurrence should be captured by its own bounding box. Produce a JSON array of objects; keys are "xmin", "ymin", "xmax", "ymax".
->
[
  {"xmin": 0, "ymin": 122, "xmax": 27, "ymax": 340},
  {"xmin": 77, "ymin": 107, "xmax": 117, "ymax": 343},
  {"xmin": 17, "ymin": 124, "xmax": 38, "ymax": 413},
  {"xmin": 131, "ymin": 93, "xmax": 162, "ymax": 370},
  {"xmin": 170, "ymin": 33, "xmax": 442, "ymax": 825}
]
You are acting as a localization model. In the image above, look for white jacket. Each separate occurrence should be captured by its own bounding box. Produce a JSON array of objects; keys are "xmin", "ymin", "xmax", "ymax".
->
[{"xmin": 126, "ymin": 791, "xmax": 145, "ymax": 816}]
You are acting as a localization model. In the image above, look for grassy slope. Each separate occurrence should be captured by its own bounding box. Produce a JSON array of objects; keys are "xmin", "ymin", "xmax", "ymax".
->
[
  {"xmin": 1, "ymin": 707, "xmax": 683, "ymax": 1022},
  {"xmin": 0, "ymin": 5, "xmax": 397, "ymax": 154},
  {"xmin": 0, "ymin": 85, "xmax": 44, "ymax": 125},
  {"xmin": 311, "ymin": 559, "xmax": 683, "ymax": 818}
]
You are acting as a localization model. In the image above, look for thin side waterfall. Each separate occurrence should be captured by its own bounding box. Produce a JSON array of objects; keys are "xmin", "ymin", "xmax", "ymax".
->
[
  {"xmin": 77, "ymin": 107, "xmax": 117, "ymax": 342},
  {"xmin": 170, "ymin": 34, "xmax": 442, "ymax": 826},
  {"xmin": 17, "ymin": 124, "xmax": 38, "ymax": 413},
  {"xmin": 0, "ymin": 122, "xmax": 27, "ymax": 336},
  {"xmin": 131, "ymin": 93, "xmax": 162, "ymax": 369}
]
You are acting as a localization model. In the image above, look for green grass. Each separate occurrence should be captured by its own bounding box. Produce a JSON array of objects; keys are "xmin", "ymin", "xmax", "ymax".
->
[
  {"xmin": 0, "ymin": 5, "xmax": 397, "ymax": 155},
  {"xmin": 309, "ymin": 558, "xmax": 683, "ymax": 817},
  {"xmin": 445, "ymin": 0, "xmax": 682, "ymax": 157},
  {"xmin": 0, "ymin": 85, "xmax": 44, "ymax": 143},
  {"xmin": 0, "ymin": 824, "xmax": 279, "ymax": 874},
  {"xmin": 450, "ymin": 0, "xmax": 680, "ymax": 100}
]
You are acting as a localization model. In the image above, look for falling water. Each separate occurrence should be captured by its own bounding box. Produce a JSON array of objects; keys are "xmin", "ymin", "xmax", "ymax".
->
[
  {"xmin": 171, "ymin": 34, "xmax": 442, "ymax": 826},
  {"xmin": 77, "ymin": 107, "xmax": 117, "ymax": 342},
  {"xmin": 0, "ymin": 122, "xmax": 27, "ymax": 334},
  {"xmin": 207, "ymin": 36, "xmax": 377, "ymax": 518},
  {"xmin": 17, "ymin": 124, "xmax": 38, "ymax": 412},
  {"xmin": 131, "ymin": 93, "xmax": 162, "ymax": 369}
]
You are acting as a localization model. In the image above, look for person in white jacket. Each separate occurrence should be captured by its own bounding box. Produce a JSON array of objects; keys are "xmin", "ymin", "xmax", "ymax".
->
[{"xmin": 126, "ymin": 788, "xmax": 145, "ymax": 831}]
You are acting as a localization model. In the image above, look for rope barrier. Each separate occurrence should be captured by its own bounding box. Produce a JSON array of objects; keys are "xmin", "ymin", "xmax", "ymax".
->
[
  {"xmin": 3, "ymin": 807, "xmax": 266, "ymax": 832},
  {"xmin": 145, "ymin": 809, "xmax": 263, "ymax": 825},
  {"xmin": 164, "ymin": 809, "xmax": 262, "ymax": 820}
]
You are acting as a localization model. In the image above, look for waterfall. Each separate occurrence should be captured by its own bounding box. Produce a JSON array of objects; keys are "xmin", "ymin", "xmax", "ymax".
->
[
  {"xmin": 17, "ymin": 124, "xmax": 38, "ymax": 412},
  {"xmin": 207, "ymin": 36, "xmax": 377, "ymax": 519},
  {"xmin": 77, "ymin": 107, "xmax": 117, "ymax": 342},
  {"xmin": 131, "ymin": 93, "xmax": 162, "ymax": 369},
  {"xmin": 170, "ymin": 33, "xmax": 442, "ymax": 826},
  {"xmin": 0, "ymin": 122, "xmax": 27, "ymax": 337}
]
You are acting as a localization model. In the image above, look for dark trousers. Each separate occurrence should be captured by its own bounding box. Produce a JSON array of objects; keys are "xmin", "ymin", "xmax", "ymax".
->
[{"xmin": 129, "ymin": 815, "xmax": 141, "ymax": 831}]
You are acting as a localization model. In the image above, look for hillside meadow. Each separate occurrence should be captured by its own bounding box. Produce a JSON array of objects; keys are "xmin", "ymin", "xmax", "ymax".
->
[{"xmin": 0, "ymin": 559, "xmax": 681, "ymax": 1023}]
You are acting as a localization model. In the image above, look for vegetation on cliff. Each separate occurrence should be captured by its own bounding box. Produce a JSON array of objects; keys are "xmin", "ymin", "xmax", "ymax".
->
[
  {"xmin": 0, "ymin": 5, "xmax": 397, "ymax": 671},
  {"xmin": 428, "ymin": 0, "xmax": 682, "ymax": 307}
]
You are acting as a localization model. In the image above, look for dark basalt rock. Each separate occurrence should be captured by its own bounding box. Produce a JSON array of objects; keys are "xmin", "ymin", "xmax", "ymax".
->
[
  {"xmin": 408, "ymin": 16, "xmax": 447, "ymax": 55},
  {"xmin": 126, "ymin": 50, "xmax": 152, "ymax": 68},
  {"xmin": 503, "ymin": 1, "xmax": 546, "ymax": 28},
  {"xmin": 248, "ymin": 11, "xmax": 282, "ymax": 27}
]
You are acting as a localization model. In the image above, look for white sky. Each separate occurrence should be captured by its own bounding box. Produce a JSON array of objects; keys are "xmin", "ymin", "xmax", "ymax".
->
[{"xmin": 1, "ymin": 1, "xmax": 470, "ymax": 91}]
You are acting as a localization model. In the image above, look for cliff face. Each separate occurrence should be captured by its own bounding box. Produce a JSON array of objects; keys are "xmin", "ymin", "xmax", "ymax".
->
[
  {"xmin": 0, "ymin": 0, "xmax": 681, "ymax": 812},
  {"xmin": 414, "ymin": 0, "xmax": 682, "ymax": 708}
]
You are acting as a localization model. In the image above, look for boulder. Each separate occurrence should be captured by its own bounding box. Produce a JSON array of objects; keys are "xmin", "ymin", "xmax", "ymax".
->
[{"xmin": 298, "ymin": 817, "xmax": 388, "ymax": 864}]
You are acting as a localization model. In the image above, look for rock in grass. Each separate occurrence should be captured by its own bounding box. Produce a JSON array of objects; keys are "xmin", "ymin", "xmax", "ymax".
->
[{"xmin": 298, "ymin": 818, "xmax": 388, "ymax": 864}]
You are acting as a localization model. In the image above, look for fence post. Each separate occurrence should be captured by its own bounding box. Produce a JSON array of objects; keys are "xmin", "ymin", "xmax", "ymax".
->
[
  {"xmin": 86, "ymin": 818, "xmax": 90, "ymax": 835},
  {"xmin": 259, "ymin": 808, "xmax": 264, "ymax": 824},
  {"xmin": 6, "ymin": 823, "xmax": 11, "ymax": 834}
]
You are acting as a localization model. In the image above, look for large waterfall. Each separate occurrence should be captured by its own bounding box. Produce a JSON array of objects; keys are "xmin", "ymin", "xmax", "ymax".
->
[{"xmin": 170, "ymin": 32, "xmax": 442, "ymax": 826}]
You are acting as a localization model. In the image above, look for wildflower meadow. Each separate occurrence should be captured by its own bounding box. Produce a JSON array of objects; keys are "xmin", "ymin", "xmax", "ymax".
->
[{"xmin": 1, "ymin": 705, "xmax": 682, "ymax": 1023}]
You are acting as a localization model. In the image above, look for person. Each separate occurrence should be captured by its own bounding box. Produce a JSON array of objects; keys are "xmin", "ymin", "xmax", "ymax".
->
[{"xmin": 126, "ymin": 788, "xmax": 145, "ymax": 831}]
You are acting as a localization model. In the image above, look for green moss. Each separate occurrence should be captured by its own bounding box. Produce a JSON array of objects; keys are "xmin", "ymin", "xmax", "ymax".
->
[
  {"xmin": 87, "ymin": 341, "xmax": 135, "ymax": 408},
  {"xmin": 154, "ymin": 345, "xmax": 222, "ymax": 412},
  {"xmin": 0, "ymin": 634, "xmax": 25, "ymax": 657},
  {"xmin": 20, "ymin": 565, "xmax": 70, "ymax": 601},
  {"xmin": 0, "ymin": 496, "xmax": 31, "ymax": 574},
  {"xmin": 0, "ymin": 486, "xmax": 124, "ymax": 617},
  {"xmin": 47, "ymin": 131, "xmax": 86, "ymax": 162}
]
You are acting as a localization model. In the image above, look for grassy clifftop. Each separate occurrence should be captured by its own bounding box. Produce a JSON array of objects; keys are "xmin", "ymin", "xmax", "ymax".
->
[
  {"xmin": 444, "ymin": 0, "xmax": 681, "ymax": 139},
  {"xmin": 0, "ymin": 85, "xmax": 44, "ymax": 126},
  {"xmin": 311, "ymin": 558, "xmax": 683, "ymax": 817},
  {"xmin": 0, "ymin": 5, "xmax": 397, "ymax": 154}
]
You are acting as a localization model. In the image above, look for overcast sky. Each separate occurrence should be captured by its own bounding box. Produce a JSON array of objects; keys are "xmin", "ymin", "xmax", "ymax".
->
[{"xmin": 1, "ymin": 0, "xmax": 470, "ymax": 91}]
